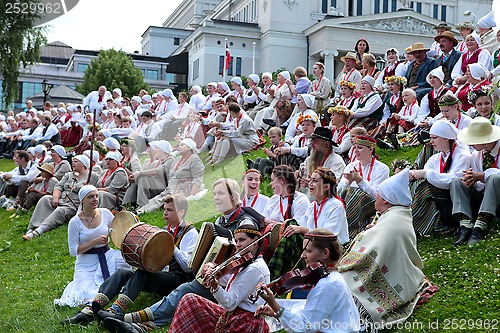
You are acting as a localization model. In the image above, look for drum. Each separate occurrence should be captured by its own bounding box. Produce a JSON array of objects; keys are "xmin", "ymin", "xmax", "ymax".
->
[
  {"xmin": 261, "ymin": 222, "xmax": 285, "ymax": 263},
  {"xmin": 121, "ymin": 223, "xmax": 174, "ymax": 273},
  {"xmin": 110, "ymin": 211, "xmax": 139, "ymax": 248}
]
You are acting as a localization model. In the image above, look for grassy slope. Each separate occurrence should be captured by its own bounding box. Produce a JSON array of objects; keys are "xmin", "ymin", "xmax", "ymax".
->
[{"xmin": 0, "ymin": 146, "xmax": 499, "ymax": 333}]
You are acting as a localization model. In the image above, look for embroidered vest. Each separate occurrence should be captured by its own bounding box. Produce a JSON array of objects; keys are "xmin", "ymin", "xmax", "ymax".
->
[
  {"xmin": 427, "ymin": 88, "xmax": 449, "ymax": 117},
  {"xmin": 461, "ymin": 49, "xmax": 481, "ymax": 74}
]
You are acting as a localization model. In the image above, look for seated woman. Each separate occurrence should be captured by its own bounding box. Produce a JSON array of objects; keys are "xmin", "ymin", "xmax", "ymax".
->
[
  {"xmin": 284, "ymin": 94, "xmax": 318, "ymax": 143},
  {"xmin": 372, "ymin": 75, "xmax": 405, "ymax": 140},
  {"xmin": 455, "ymin": 63, "xmax": 491, "ymax": 113},
  {"xmin": 418, "ymin": 66, "xmax": 449, "ymax": 129},
  {"xmin": 451, "ymin": 32, "xmax": 493, "ymax": 87},
  {"xmin": 322, "ymin": 80, "xmax": 356, "ymax": 127},
  {"xmin": 360, "ymin": 53, "xmax": 380, "ymax": 81},
  {"xmin": 96, "ymin": 151, "xmax": 129, "ymax": 210},
  {"xmin": 329, "ymin": 105, "xmax": 354, "ymax": 159},
  {"xmin": 174, "ymin": 110, "xmax": 205, "ymax": 149},
  {"xmin": 166, "ymin": 224, "xmax": 270, "ymax": 333},
  {"xmin": 414, "ymin": 94, "xmax": 472, "ymax": 170},
  {"xmin": 263, "ymin": 165, "xmax": 310, "ymax": 279},
  {"xmin": 309, "ymin": 62, "xmax": 332, "ymax": 117},
  {"xmin": 210, "ymin": 102, "xmax": 259, "ymax": 165},
  {"xmin": 339, "ymin": 169, "xmax": 436, "ymax": 331},
  {"xmin": 54, "ymin": 185, "xmax": 130, "ymax": 307},
  {"xmin": 385, "ymin": 88, "xmax": 420, "ymax": 149},
  {"xmin": 337, "ymin": 135, "xmax": 389, "ymax": 238},
  {"xmin": 469, "ymin": 84, "xmax": 500, "ymax": 125},
  {"xmin": 241, "ymin": 169, "xmax": 269, "ymax": 216},
  {"xmin": 257, "ymin": 229, "xmax": 360, "ymax": 333},
  {"xmin": 50, "ymin": 145, "xmax": 72, "ymax": 181},
  {"xmin": 374, "ymin": 48, "xmax": 407, "ymax": 92},
  {"xmin": 137, "ymin": 139, "xmax": 204, "ymax": 214},
  {"xmin": 349, "ymin": 76, "xmax": 384, "ymax": 132},
  {"xmin": 119, "ymin": 139, "xmax": 141, "ymax": 178},
  {"xmin": 283, "ymin": 167, "xmax": 349, "ymax": 245},
  {"xmin": 409, "ymin": 120, "xmax": 472, "ymax": 236},
  {"xmin": 346, "ymin": 126, "xmax": 368, "ymax": 163},
  {"xmin": 24, "ymin": 155, "xmax": 99, "ymax": 240}
]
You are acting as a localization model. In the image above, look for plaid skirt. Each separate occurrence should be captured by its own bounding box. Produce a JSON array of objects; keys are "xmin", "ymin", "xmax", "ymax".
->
[
  {"xmin": 169, "ymin": 293, "xmax": 269, "ymax": 333},
  {"xmin": 338, "ymin": 187, "xmax": 376, "ymax": 239},
  {"xmin": 410, "ymin": 179, "xmax": 455, "ymax": 236}
]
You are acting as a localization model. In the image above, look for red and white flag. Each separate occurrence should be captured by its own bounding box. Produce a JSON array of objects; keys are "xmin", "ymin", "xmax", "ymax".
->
[{"xmin": 225, "ymin": 41, "xmax": 231, "ymax": 74}]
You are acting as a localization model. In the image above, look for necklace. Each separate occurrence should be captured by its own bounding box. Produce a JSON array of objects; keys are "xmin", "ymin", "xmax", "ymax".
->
[{"xmin": 83, "ymin": 210, "xmax": 97, "ymax": 227}]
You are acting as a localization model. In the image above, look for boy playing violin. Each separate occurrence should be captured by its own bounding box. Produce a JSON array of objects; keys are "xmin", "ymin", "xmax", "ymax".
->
[{"xmin": 256, "ymin": 229, "xmax": 360, "ymax": 333}]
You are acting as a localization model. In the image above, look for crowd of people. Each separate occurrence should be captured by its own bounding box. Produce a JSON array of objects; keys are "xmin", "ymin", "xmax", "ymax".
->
[{"xmin": 0, "ymin": 11, "xmax": 499, "ymax": 333}]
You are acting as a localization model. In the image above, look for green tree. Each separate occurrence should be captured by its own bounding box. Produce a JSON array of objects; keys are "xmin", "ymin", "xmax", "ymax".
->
[
  {"xmin": 77, "ymin": 49, "xmax": 150, "ymax": 97},
  {"xmin": 0, "ymin": 0, "xmax": 46, "ymax": 106}
]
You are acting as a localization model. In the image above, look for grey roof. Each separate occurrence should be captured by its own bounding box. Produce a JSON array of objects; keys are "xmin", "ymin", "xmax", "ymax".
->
[
  {"xmin": 40, "ymin": 41, "xmax": 75, "ymax": 61},
  {"xmin": 31, "ymin": 84, "xmax": 84, "ymax": 101}
]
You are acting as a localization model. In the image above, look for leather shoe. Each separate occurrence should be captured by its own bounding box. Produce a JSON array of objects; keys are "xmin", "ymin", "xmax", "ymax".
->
[
  {"xmin": 97, "ymin": 310, "xmax": 124, "ymax": 323},
  {"xmin": 246, "ymin": 159, "xmax": 254, "ymax": 169},
  {"xmin": 389, "ymin": 134, "xmax": 400, "ymax": 150},
  {"xmin": 60, "ymin": 312, "xmax": 94, "ymax": 326},
  {"xmin": 92, "ymin": 300, "xmax": 104, "ymax": 317},
  {"xmin": 452, "ymin": 226, "xmax": 472, "ymax": 245},
  {"xmin": 467, "ymin": 227, "xmax": 486, "ymax": 245},
  {"xmin": 103, "ymin": 317, "xmax": 141, "ymax": 333},
  {"xmin": 376, "ymin": 138, "xmax": 394, "ymax": 150},
  {"xmin": 263, "ymin": 118, "xmax": 276, "ymax": 127}
]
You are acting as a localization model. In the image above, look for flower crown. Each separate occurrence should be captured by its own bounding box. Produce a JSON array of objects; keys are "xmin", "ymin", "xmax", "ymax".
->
[
  {"xmin": 87, "ymin": 123, "xmax": 101, "ymax": 132},
  {"xmin": 467, "ymin": 85, "xmax": 494, "ymax": 103},
  {"xmin": 384, "ymin": 75, "xmax": 407, "ymax": 86},
  {"xmin": 327, "ymin": 105, "xmax": 353, "ymax": 118},
  {"xmin": 339, "ymin": 80, "xmax": 356, "ymax": 89},
  {"xmin": 297, "ymin": 114, "xmax": 319, "ymax": 124}
]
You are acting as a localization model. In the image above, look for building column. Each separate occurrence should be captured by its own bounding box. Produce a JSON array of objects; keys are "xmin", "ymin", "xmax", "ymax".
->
[{"xmin": 321, "ymin": 49, "xmax": 338, "ymax": 82}]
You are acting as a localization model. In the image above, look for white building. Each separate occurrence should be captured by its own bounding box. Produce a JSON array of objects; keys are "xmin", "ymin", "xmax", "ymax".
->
[{"xmin": 141, "ymin": 0, "xmax": 492, "ymax": 86}]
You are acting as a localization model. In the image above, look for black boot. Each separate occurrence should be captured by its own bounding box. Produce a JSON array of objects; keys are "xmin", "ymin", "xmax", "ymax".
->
[
  {"xmin": 103, "ymin": 317, "xmax": 143, "ymax": 333},
  {"xmin": 263, "ymin": 118, "xmax": 276, "ymax": 127},
  {"xmin": 97, "ymin": 310, "xmax": 124, "ymax": 323},
  {"xmin": 246, "ymin": 159, "xmax": 254, "ymax": 169},
  {"xmin": 376, "ymin": 138, "xmax": 394, "ymax": 150},
  {"xmin": 60, "ymin": 312, "xmax": 94, "ymax": 326},
  {"xmin": 453, "ymin": 226, "xmax": 472, "ymax": 245},
  {"xmin": 467, "ymin": 227, "xmax": 486, "ymax": 245},
  {"xmin": 92, "ymin": 300, "xmax": 104, "ymax": 317},
  {"xmin": 389, "ymin": 134, "xmax": 400, "ymax": 150}
]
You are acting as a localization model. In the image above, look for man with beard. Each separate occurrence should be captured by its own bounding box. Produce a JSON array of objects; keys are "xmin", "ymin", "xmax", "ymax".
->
[{"xmin": 297, "ymin": 127, "xmax": 346, "ymax": 194}]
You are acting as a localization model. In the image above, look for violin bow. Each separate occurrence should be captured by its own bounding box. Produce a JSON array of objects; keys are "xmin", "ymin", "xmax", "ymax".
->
[{"xmin": 86, "ymin": 108, "xmax": 97, "ymax": 185}]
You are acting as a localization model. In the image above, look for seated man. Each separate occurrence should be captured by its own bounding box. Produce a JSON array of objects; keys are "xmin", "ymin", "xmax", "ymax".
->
[
  {"xmin": 61, "ymin": 194, "xmax": 199, "ymax": 325},
  {"xmin": 405, "ymin": 42, "xmax": 436, "ymax": 101},
  {"xmin": 451, "ymin": 117, "xmax": 500, "ymax": 245},
  {"xmin": 0, "ymin": 150, "xmax": 39, "ymax": 205},
  {"xmin": 94, "ymin": 178, "xmax": 259, "ymax": 332}
]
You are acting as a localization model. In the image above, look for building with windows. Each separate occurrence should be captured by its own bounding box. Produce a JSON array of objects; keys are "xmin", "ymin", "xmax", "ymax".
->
[
  {"xmin": 141, "ymin": 0, "xmax": 492, "ymax": 86},
  {"xmin": 2, "ymin": 41, "xmax": 187, "ymax": 111}
]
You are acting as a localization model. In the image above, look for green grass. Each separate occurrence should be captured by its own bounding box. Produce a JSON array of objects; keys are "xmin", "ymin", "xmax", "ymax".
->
[{"xmin": 0, "ymin": 146, "xmax": 499, "ymax": 333}]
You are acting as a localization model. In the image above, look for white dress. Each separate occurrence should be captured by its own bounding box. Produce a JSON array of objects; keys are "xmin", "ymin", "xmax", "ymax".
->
[{"xmin": 54, "ymin": 209, "xmax": 130, "ymax": 307}]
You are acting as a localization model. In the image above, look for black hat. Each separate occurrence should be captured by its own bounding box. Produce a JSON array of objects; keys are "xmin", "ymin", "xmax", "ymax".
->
[{"xmin": 310, "ymin": 127, "xmax": 338, "ymax": 147}]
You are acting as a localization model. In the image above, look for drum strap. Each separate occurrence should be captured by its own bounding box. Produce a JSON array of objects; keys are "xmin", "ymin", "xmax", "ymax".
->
[
  {"xmin": 84, "ymin": 244, "xmax": 110, "ymax": 279},
  {"xmin": 173, "ymin": 223, "xmax": 194, "ymax": 247}
]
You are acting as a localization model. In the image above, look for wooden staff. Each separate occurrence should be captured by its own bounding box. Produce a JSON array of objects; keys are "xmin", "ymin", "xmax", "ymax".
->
[{"xmin": 86, "ymin": 108, "xmax": 97, "ymax": 184}]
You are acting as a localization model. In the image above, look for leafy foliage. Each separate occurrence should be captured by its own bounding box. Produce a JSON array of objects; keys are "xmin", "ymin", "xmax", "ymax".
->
[
  {"xmin": 77, "ymin": 49, "xmax": 150, "ymax": 97},
  {"xmin": 0, "ymin": 0, "xmax": 46, "ymax": 106}
]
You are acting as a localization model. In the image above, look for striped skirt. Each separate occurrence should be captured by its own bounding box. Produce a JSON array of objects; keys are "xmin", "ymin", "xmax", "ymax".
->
[
  {"xmin": 410, "ymin": 179, "xmax": 454, "ymax": 236},
  {"xmin": 169, "ymin": 293, "xmax": 269, "ymax": 333},
  {"xmin": 348, "ymin": 117, "xmax": 379, "ymax": 132},
  {"xmin": 338, "ymin": 187, "xmax": 376, "ymax": 239}
]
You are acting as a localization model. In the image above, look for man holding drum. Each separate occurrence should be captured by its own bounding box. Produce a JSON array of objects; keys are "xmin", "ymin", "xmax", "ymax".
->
[{"xmin": 62, "ymin": 194, "xmax": 198, "ymax": 326}]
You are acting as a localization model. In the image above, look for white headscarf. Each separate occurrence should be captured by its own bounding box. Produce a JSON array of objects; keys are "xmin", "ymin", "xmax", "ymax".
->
[
  {"xmin": 468, "ymin": 63, "xmax": 489, "ymax": 80},
  {"xmin": 248, "ymin": 74, "xmax": 260, "ymax": 85},
  {"xmin": 74, "ymin": 155, "xmax": 90, "ymax": 169},
  {"xmin": 429, "ymin": 120, "xmax": 459, "ymax": 140},
  {"xmin": 103, "ymin": 137, "xmax": 120, "ymax": 150},
  {"xmin": 180, "ymin": 138, "xmax": 197, "ymax": 152},
  {"xmin": 279, "ymin": 71, "xmax": 291, "ymax": 81},
  {"xmin": 300, "ymin": 94, "xmax": 315, "ymax": 109},
  {"xmin": 78, "ymin": 185, "xmax": 98, "ymax": 202},
  {"xmin": 478, "ymin": 11, "xmax": 496, "ymax": 29},
  {"xmin": 377, "ymin": 168, "xmax": 411, "ymax": 206}
]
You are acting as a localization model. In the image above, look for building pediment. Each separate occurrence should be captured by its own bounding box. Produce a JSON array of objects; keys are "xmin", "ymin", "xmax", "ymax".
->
[
  {"xmin": 349, "ymin": 16, "xmax": 435, "ymax": 35},
  {"xmin": 305, "ymin": 10, "xmax": 447, "ymax": 37}
]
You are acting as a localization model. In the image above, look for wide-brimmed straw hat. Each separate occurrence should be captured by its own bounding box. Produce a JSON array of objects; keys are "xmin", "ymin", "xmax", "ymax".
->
[
  {"xmin": 409, "ymin": 42, "xmax": 430, "ymax": 53},
  {"xmin": 37, "ymin": 163, "xmax": 54, "ymax": 176},
  {"xmin": 434, "ymin": 31, "xmax": 458, "ymax": 46},
  {"xmin": 457, "ymin": 117, "xmax": 500, "ymax": 145},
  {"xmin": 341, "ymin": 52, "xmax": 360, "ymax": 64}
]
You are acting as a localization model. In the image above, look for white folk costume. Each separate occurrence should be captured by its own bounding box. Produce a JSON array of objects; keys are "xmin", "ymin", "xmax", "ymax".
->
[
  {"xmin": 304, "ymin": 196, "xmax": 349, "ymax": 244},
  {"xmin": 335, "ymin": 68, "xmax": 362, "ymax": 99},
  {"xmin": 221, "ymin": 113, "xmax": 259, "ymax": 154},
  {"xmin": 263, "ymin": 191, "xmax": 310, "ymax": 226},
  {"xmin": 97, "ymin": 161, "xmax": 129, "ymax": 210},
  {"xmin": 309, "ymin": 75, "xmax": 332, "ymax": 114},
  {"xmin": 54, "ymin": 208, "xmax": 130, "ymax": 307},
  {"xmin": 242, "ymin": 193, "xmax": 269, "ymax": 216}
]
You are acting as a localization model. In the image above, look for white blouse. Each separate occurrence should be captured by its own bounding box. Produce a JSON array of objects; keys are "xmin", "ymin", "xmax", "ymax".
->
[
  {"xmin": 338, "ymin": 159, "xmax": 389, "ymax": 199},
  {"xmin": 423, "ymin": 145, "xmax": 472, "ymax": 190},
  {"xmin": 242, "ymin": 193, "xmax": 270, "ymax": 216},
  {"xmin": 304, "ymin": 197, "xmax": 349, "ymax": 244},
  {"xmin": 263, "ymin": 192, "xmax": 310, "ymax": 226}
]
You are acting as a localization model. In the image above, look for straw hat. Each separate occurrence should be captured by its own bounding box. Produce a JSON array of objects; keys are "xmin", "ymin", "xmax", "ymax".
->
[
  {"xmin": 434, "ymin": 31, "xmax": 458, "ymax": 46},
  {"xmin": 457, "ymin": 117, "xmax": 500, "ymax": 145},
  {"xmin": 409, "ymin": 42, "xmax": 430, "ymax": 53},
  {"xmin": 456, "ymin": 22, "xmax": 475, "ymax": 31},
  {"xmin": 37, "ymin": 163, "xmax": 54, "ymax": 176},
  {"xmin": 341, "ymin": 52, "xmax": 360, "ymax": 64}
]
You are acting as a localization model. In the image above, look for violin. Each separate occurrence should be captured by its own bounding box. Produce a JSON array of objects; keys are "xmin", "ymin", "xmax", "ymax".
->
[
  {"xmin": 249, "ymin": 262, "xmax": 327, "ymax": 303},
  {"xmin": 202, "ymin": 252, "xmax": 254, "ymax": 288}
]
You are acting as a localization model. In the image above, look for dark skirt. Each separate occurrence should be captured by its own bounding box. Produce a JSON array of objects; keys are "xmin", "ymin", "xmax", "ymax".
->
[{"xmin": 338, "ymin": 186, "xmax": 376, "ymax": 239}]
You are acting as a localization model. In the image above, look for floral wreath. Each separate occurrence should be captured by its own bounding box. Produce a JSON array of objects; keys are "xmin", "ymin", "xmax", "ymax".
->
[
  {"xmin": 467, "ymin": 85, "xmax": 494, "ymax": 103},
  {"xmin": 339, "ymin": 80, "xmax": 356, "ymax": 89},
  {"xmin": 297, "ymin": 114, "xmax": 319, "ymax": 124},
  {"xmin": 327, "ymin": 105, "xmax": 353, "ymax": 118},
  {"xmin": 87, "ymin": 123, "xmax": 101, "ymax": 132},
  {"xmin": 93, "ymin": 140, "xmax": 107, "ymax": 156},
  {"xmin": 384, "ymin": 75, "xmax": 407, "ymax": 86}
]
